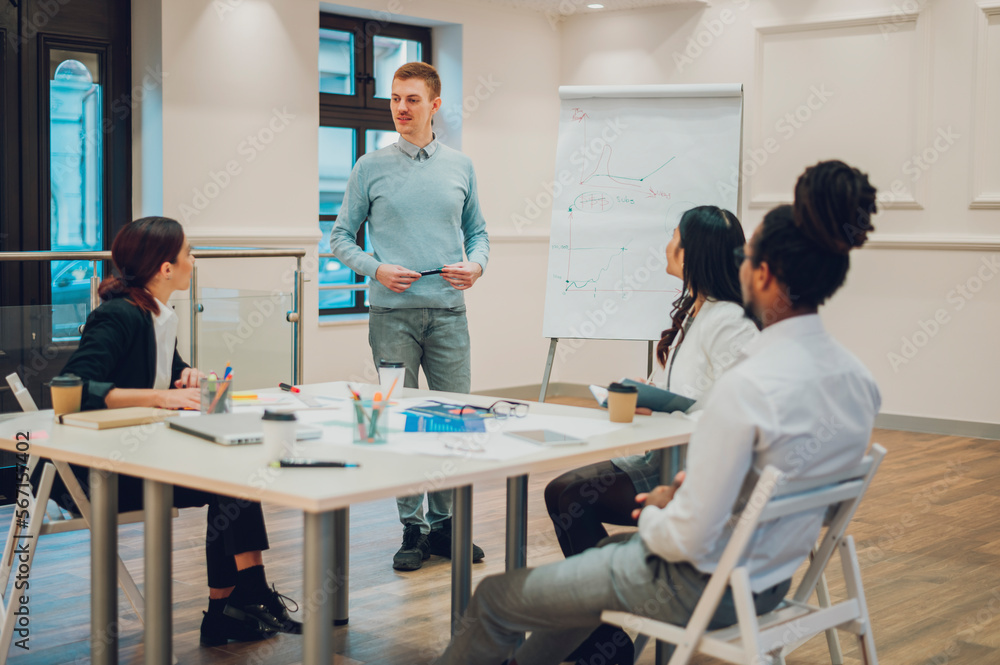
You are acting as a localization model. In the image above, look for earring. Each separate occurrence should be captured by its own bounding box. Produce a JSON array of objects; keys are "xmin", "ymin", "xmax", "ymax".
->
[{"xmin": 167, "ymin": 275, "xmax": 172, "ymax": 281}]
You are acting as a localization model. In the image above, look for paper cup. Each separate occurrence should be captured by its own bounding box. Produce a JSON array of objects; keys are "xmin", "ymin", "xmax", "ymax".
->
[
  {"xmin": 50, "ymin": 374, "xmax": 83, "ymax": 417},
  {"xmin": 606, "ymin": 383, "xmax": 638, "ymax": 423}
]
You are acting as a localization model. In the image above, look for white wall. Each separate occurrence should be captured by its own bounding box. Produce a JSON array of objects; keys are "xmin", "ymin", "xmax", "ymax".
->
[
  {"xmin": 137, "ymin": 0, "xmax": 1000, "ymax": 424},
  {"xmin": 141, "ymin": 0, "xmax": 566, "ymax": 393},
  {"xmin": 558, "ymin": 0, "xmax": 1000, "ymax": 425}
]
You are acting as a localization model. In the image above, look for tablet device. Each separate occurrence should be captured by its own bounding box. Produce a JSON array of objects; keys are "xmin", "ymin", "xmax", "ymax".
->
[
  {"xmin": 589, "ymin": 380, "xmax": 695, "ymax": 413},
  {"xmin": 505, "ymin": 429, "xmax": 586, "ymax": 446}
]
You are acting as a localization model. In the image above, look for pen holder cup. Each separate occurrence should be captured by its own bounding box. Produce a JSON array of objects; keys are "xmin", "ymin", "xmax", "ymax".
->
[
  {"xmin": 201, "ymin": 379, "xmax": 233, "ymax": 415},
  {"xmin": 352, "ymin": 399, "xmax": 390, "ymax": 444}
]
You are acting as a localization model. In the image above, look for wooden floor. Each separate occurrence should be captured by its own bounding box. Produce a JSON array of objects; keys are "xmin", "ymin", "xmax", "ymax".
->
[{"xmin": 3, "ymin": 412, "xmax": 999, "ymax": 664}]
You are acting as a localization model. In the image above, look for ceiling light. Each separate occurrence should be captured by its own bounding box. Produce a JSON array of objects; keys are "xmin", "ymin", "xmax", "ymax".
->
[{"xmin": 587, "ymin": 3, "xmax": 605, "ymax": 8}]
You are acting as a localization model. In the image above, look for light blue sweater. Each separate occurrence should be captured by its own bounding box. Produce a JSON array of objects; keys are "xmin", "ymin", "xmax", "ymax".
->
[{"xmin": 329, "ymin": 139, "xmax": 490, "ymax": 309}]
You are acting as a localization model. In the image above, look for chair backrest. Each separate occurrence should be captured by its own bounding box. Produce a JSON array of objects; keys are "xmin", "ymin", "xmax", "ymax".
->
[
  {"xmin": 676, "ymin": 444, "xmax": 887, "ymax": 654},
  {"xmin": 5, "ymin": 373, "xmax": 38, "ymax": 412}
]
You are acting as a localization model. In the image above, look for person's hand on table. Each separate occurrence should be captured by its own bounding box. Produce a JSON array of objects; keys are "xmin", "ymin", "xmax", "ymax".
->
[
  {"xmin": 159, "ymin": 388, "xmax": 200, "ymax": 411},
  {"xmin": 442, "ymin": 262, "xmax": 482, "ymax": 291},
  {"xmin": 376, "ymin": 264, "xmax": 421, "ymax": 293},
  {"xmin": 635, "ymin": 407, "xmax": 653, "ymax": 416},
  {"xmin": 175, "ymin": 367, "xmax": 206, "ymax": 389},
  {"xmin": 631, "ymin": 471, "xmax": 686, "ymax": 521}
]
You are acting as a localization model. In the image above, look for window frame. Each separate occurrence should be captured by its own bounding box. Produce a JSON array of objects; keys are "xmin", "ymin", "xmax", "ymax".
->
[{"xmin": 318, "ymin": 12, "xmax": 431, "ymax": 317}]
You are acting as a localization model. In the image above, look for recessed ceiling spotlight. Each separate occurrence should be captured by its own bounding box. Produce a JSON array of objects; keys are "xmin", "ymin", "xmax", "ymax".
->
[{"xmin": 587, "ymin": 3, "xmax": 605, "ymax": 8}]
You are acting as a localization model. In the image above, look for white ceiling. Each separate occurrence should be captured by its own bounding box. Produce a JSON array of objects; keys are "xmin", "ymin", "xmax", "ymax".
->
[{"xmin": 472, "ymin": 0, "xmax": 707, "ymax": 14}]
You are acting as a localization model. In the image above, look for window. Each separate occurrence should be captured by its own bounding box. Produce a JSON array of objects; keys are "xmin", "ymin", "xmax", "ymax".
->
[
  {"xmin": 1, "ymin": 0, "xmax": 130, "ymax": 411},
  {"xmin": 318, "ymin": 13, "xmax": 431, "ymax": 316}
]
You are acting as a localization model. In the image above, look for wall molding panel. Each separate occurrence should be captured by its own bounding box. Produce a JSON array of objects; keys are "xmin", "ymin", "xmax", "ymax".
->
[
  {"xmin": 971, "ymin": 2, "xmax": 1000, "ymax": 209},
  {"xmin": 750, "ymin": 10, "xmax": 931, "ymax": 211}
]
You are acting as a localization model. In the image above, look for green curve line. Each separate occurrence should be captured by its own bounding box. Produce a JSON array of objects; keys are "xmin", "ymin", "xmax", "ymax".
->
[{"xmin": 582, "ymin": 155, "xmax": 676, "ymax": 185}]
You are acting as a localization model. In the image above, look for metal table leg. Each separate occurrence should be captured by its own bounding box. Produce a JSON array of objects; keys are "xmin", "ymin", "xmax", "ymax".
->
[
  {"xmin": 90, "ymin": 468, "xmax": 118, "ymax": 665},
  {"xmin": 144, "ymin": 480, "xmax": 173, "ymax": 665},
  {"xmin": 505, "ymin": 475, "xmax": 528, "ymax": 571},
  {"xmin": 451, "ymin": 484, "xmax": 473, "ymax": 635},
  {"xmin": 303, "ymin": 512, "xmax": 335, "ymax": 665},
  {"xmin": 333, "ymin": 507, "xmax": 349, "ymax": 625}
]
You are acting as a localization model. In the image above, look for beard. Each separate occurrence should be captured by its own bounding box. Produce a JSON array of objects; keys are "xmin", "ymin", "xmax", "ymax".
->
[{"xmin": 743, "ymin": 302, "xmax": 763, "ymax": 330}]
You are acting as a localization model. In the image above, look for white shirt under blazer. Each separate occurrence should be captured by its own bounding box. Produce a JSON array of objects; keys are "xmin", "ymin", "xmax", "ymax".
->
[
  {"xmin": 648, "ymin": 298, "xmax": 759, "ymax": 406},
  {"xmin": 638, "ymin": 314, "xmax": 881, "ymax": 592},
  {"xmin": 612, "ymin": 299, "xmax": 758, "ymax": 493}
]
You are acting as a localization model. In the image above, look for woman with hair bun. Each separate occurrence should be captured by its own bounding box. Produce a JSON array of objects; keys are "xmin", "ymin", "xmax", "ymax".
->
[
  {"xmin": 434, "ymin": 163, "xmax": 882, "ymax": 665},
  {"xmin": 50, "ymin": 217, "xmax": 303, "ymax": 646}
]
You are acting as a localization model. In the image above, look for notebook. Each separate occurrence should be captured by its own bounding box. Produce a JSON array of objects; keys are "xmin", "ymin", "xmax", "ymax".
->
[
  {"xmin": 168, "ymin": 412, "xmax": 323, "ymax": 445},
  {"xmin": 60, "ymin": 407, "xmax": 177, "ymax": 430}
]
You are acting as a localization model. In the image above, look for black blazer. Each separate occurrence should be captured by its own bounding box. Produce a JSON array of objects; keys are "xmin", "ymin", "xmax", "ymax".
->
[{"xmin": 63, "ymin": 295, "xmax": 188, "ymax": 410}]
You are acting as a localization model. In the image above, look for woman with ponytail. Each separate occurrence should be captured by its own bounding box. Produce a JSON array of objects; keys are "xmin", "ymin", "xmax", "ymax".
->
[
  {"xmin": 53, "ymin": 217, "xmax": 304, "ymax": 646},
  {"xmin": 544, "ymin": 206, "xmax": 759, "ymax": 562}
]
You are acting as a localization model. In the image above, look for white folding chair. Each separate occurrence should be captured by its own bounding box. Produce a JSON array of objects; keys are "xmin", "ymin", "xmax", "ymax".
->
[
  {"xmin": 602, "ymin": 444, "xmax": 886, "ymax": 665},
  {"xmin": 0, "ymin": 372, "xmax": 176, "ymax": 663}
]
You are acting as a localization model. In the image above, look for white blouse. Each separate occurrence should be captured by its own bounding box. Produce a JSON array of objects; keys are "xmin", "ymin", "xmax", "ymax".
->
[
  {"xmin": 151, "ymin": 298, "xmax": 179, "ymax": 391},
  {"xmin": 648, "ymin": 299, "xmax": 759, "ymax": 407}
]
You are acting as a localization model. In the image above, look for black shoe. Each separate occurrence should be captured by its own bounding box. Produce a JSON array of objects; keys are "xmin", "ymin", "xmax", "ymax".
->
[
  {"xmin": 200, "ymin": 609, "xmax": 277, "ymax": 646},
  {"xmin": 223, "ymin": 585, "xmax": 303, "ymax": 635},
  {"xmin": 426, "ymin": 519, "xmax": 485, "ymax": 562},
  {"xmin": 567, "ymin": 624, "xmax": 634, "ymax": 665},
  {"xmin": 393, "ymin": 523, "xmax": 430, "ymax": 571}
]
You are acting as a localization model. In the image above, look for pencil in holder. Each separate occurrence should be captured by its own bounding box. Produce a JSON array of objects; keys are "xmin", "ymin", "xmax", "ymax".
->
[
  {"xmin": 352, "ymin": 399, "xmax": 389, "ymax": 444},
  {"xmin": 201, "ymin": 378, "xmax": 233, "ymax": 414}
]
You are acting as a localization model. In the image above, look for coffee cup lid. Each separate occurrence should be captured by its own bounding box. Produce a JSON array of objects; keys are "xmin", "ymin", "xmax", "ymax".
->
[
  {"xmin": 607, "ymin": 382, "xmax": 638, "ymax": 393},
  {"xmin": 262, "ymin": 409, "xmax": 297, "ymax": 421},
  {"xmin": 51, "ymin": 374, "xmax": 82, "ymax": 387},
  {"xmin": 378, "ymin": 360, "xmax": 405, "ymax": 368}
]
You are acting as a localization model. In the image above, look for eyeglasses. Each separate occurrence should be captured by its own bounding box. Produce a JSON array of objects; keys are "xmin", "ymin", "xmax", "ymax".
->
[
  {"xmin": 448, "ymin": 400, "xmax": 530, "ymax": 420},
  {"xmin": 733, "ymin": 246, "xmax": 749, "ymax": 268}
]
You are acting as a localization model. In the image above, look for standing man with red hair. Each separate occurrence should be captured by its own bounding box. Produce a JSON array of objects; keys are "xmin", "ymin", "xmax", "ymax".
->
[{"xmin": 330, "ymin": 62, "xmax": 490, "ymax": 571}]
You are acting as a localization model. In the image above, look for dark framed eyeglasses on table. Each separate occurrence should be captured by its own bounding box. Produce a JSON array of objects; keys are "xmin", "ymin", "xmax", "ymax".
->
[{"xmin": 429, "ymin": 399, "xmax": 530, "ymax": 420}]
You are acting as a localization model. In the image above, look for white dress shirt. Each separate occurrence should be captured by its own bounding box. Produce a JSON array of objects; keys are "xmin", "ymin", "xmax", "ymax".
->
[
  {"xmin": 648, "ymin": 299, "xmax": 759, "ymax": 407},
  {"xmin": 638, "ymin": 314, "xmax": 881, "ymax": 591},
  {"xmin": 151, "ymin": 298, "xmax": 179, "ymax": 391}
]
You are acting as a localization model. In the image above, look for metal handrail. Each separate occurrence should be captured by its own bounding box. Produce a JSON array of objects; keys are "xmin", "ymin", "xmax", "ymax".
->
[
  {"xmin": 317, "ymin": 252, "xmax": 371, "ymax": 291},
  {"xmin": 0, "ymin": 247, "xmax": 307, "ymax": 384}
]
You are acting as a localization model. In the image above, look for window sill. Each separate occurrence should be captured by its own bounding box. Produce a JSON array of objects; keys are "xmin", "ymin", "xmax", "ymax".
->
[{"xmin": 318, "ymin": 312, "xmax": 369, "ymax": 327}]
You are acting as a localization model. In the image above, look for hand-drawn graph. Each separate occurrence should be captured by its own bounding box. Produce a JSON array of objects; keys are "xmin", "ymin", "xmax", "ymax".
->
[{"xmin": 543, "ymin": 85, "xmax": 743, "ymax": 341}]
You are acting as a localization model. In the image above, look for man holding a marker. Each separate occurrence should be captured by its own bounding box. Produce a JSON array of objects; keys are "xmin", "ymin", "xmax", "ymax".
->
[{"xmin": 329, "ymin": 61, "xmax": 490, "ymax": 571}]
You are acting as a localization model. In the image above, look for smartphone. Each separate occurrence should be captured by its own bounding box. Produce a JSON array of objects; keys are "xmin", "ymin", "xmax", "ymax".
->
[
  {"xmin": 419, "ymin": 268, "xmax": 445, "ymax": 276},
  {"xmin": 505, "ymin": 429, "xmax": 586, "ymax": 446}
]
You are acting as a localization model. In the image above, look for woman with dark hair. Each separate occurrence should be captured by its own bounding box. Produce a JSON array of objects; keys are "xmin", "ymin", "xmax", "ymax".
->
[
  {"xmin": 51, "ymin": 217, "xmax": 302, "ymax": 646},
  {"xmin": 543, "ymin": 205, "xmax": 758, "ymax": 566}
]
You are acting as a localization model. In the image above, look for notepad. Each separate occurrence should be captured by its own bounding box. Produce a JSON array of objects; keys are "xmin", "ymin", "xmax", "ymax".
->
[{"xmin": 59, "ymin": 407, "xmax": 179, "ymax": 430}]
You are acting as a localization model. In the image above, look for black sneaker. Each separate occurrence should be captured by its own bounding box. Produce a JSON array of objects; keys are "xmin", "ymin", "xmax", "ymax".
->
[
  {"xmin": 426, "ymin": 518, "xmax": 485, "ymax": 562},
  {"xmin": 200, "ymin": 608, "xmax": 277, "ymax": 646},
  {"xmin": 567, "ymin": 624, "xmax": 634, "ymax": 665},
  {"xmin": 223, "ymin": 585, "xmax": 303, "ymax": 635},
  {"xmin": 392, "ymin": 523, "xmax": 430, "ymax": 571}
]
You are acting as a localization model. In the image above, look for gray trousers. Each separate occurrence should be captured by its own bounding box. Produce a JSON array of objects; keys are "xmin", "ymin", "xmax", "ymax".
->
[
  {"xmin": 436, "ymin": 534, "xmax": 790, "ymax": 665},
  {"xmin": 369, "ymin": 305, "xmax": 472, "ymax": 532}
]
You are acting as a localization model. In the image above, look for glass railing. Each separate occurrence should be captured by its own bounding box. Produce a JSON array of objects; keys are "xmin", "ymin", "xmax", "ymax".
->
[
  {"xmin": 0, "ymin": 248, "xmax": 306, "ymax": 413},
  {"xmin": 173, "ymin": 289, "xmax": 294, "ymax": 390}
]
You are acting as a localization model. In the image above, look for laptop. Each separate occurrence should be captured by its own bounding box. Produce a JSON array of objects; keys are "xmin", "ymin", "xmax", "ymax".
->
[{"xmin": 169, "ymin": 412, "xmax": 323, "ymax": 446}]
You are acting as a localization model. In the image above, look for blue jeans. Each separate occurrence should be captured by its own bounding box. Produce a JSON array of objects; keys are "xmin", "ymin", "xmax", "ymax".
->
[
  {"xmin": 369, "ymin": 305, "xmax": 471, "ymax": 532},
  {"xmin": 435, "ymin": 535, "xmax": 790, "ymax": 665}
]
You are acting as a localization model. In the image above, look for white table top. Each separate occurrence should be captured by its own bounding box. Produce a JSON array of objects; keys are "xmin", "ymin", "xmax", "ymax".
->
[{"xmin": 0, "ymin": 382, "xmax": 694, "ymax": 513}]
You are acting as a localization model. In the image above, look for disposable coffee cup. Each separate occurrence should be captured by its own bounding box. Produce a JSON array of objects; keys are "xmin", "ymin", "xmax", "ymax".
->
[
  {"xmin": 261, "ymin": 410, "xmax": 297, "ymax": 462},
  {"xmin": 377, "ymin": 360, "xmax": 405, "ymax": 395},
  {"xmin": 50, "ymin": 374, "xmax": 83, "ymax": 418},
  {"xmin": 606, "ymin": 382, "xmax": 638, "ymax": 424}
]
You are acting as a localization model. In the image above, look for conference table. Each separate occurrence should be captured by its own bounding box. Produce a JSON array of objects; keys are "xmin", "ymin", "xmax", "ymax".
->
[{"xmin": 0, "ymin": 382, "xmax": 695, "ymax": 665}]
